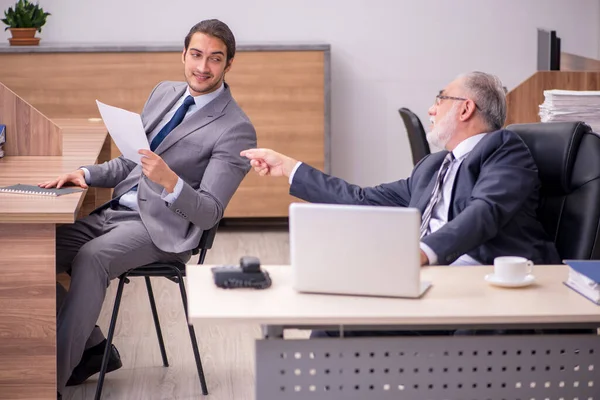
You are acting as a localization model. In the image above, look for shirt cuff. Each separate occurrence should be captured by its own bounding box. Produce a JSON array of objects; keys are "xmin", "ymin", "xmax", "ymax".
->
[
  {"xmin": 161, "ymin": 177, "xmax": 184, "ymax": 204},
  {"xmin": 80, "ymin": 167, "xmax": 91, "ymax": 184},
  {"xmin": 419, "ymin": 242, "xmax": 438, "ymax": 265},
  {"xmin": 288, "ymin": 161, "xmax": 303, "ymax": 184}
]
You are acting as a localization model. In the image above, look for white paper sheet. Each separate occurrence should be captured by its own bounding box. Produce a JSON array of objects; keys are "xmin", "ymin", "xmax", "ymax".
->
[{"xmin": 96, "ymin": 100, "xmax": 149, "ymax": 164}]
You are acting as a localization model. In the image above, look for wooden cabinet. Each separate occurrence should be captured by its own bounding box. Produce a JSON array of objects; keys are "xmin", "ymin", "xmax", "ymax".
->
[{"xmin": 0, "ymin": 44, "xmax": 331, "ymax": 218}]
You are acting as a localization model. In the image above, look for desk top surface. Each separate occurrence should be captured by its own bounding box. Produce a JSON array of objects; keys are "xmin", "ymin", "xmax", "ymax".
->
[
  {"xmin": 0, "ymin": 118, "xmax": 108, "ymax": 223},
  {"xmin": 187, "ymin": 264, "xmax": 600, "ymax": 326}
]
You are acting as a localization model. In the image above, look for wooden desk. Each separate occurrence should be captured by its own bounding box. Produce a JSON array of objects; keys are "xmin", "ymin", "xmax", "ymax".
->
[
  {"xmin": 187, "ymin": 265, "xmax": 600, "ymax": 399},
  {"xmin": 0, "ymin": 119, "xmax": 109, "ymax": 400},
  {"xmin": 187, "ymin": 265, "xmax": 600, "ymax": 327}
]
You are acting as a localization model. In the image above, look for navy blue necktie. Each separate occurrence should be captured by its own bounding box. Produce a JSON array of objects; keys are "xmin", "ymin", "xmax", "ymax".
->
[{"xmin": 150, "ymin": 95, "xmax": 196, "ymax": 151}]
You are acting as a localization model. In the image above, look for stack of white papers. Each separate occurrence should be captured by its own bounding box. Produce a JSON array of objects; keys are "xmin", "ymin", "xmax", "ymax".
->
[{"xmin": 539, "ymin": 90, "xmax": 600, "ymax": 133}]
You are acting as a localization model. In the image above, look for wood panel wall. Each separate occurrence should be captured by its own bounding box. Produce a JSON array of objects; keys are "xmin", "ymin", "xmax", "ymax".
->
[
  {"xmin": 0, "ymin": 82, "xmax": 62, "ymax": 156},
  {"xmin": 505, "ymin": 71, "xmax": 600, "ymax": 126},
  {"xmin": 0, "ymin": 51, "xmax": 327, "ymax": 218}
]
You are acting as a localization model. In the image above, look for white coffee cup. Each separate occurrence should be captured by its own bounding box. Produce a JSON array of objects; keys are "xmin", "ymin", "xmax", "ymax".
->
[{"xmin": 493, "ymin": 256, "xmax": 533, "ymax": 282}]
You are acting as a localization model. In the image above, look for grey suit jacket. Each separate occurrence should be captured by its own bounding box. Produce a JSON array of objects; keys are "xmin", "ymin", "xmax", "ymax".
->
[
  {"xmin": 290, "ymin": 129, "xmax": 561, "ymax": 265},
  {"xmin": 85, "ymin": 81, "xmax": 257, "ymax": 253}
]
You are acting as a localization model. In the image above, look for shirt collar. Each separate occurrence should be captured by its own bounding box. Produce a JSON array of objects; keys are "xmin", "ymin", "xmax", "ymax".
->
[
  {"xmin": 451, "ymin": 132, "xmax": 488, "ymax": 160},
  {"xmin": 186, "ymin": 82, "xmax": 225, "ymax": 109}
]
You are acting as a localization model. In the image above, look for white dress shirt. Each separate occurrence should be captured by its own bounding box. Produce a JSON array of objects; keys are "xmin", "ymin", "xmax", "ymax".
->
[
  {"xmin": 419, "ymin": 133, "xmax": 487, "ymax": 265},
  {"xmin": 288, "ymin": 133, "xmax": 488, "ymax": 265},
  {"xmin": 82, "ymin": 83, "xmax": 224, "ymax": 211}
]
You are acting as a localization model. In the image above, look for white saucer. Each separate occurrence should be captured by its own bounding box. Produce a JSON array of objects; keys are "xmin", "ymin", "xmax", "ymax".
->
[{"xmin": 484, "ymin": 273, "xmax": 535, "ymax": 288}]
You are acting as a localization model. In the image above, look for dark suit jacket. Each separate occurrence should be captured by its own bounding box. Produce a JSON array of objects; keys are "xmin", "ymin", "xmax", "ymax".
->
[{"xmin": 290, "ymin": 129, "xmax": 560, "ymax": 265}]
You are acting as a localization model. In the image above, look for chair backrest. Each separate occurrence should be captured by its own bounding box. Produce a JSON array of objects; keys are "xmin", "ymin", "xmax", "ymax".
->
[
  {"xmin": 193, "ymin": 223, "xmax": 220, "ymax": 264},
  {"xmin": 398, "ymin": 107, "xmax": 431, "ymax": 165},
  {"xmin": 506, "ymin": 121, "xmax": 600, "ymax": 260}
]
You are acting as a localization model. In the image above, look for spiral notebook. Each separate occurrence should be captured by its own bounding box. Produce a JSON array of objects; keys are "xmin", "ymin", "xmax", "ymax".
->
[{"xmin": 0, "ymin": 184, "xmax": 84, "ymax": 197}]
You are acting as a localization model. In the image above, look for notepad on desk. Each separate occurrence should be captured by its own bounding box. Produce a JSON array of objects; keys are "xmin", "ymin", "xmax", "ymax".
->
[
  {"xmin": 0, "ymin": 184, "xmax": 84, "ymax": 197},
  {"xmin": 563, "ymin": 260, "xmax": 600, "ymax": 304}
]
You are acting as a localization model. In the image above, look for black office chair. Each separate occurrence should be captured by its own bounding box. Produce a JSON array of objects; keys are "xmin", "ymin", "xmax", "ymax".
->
[
  {"xmin": 94, "ymin": 224, "xmax": 219, "ymax": 400},
  {"xmin": 507, "ymin": 121, "xmax": 600, "ymax": 259},
  {"xmin": 398, "ymin": 107, "xmax": 431, "ymax": 165}
]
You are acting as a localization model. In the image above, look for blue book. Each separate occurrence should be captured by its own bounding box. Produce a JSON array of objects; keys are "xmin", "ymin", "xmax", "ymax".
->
[
  {"xmin": 563, "ymin": 260, "xmax": 600, "ymax": 282},
  {"xmin": 0, "ymin": 124, "xmax": 5, "ymax": 158},
  {"xmin": 563, "ymin": 260, "xmax": 600, "ymax": 304}
]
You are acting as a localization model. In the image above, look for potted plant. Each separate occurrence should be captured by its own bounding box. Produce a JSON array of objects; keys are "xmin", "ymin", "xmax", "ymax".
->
[{"xmin": 2, "ymin": 0, "xmax": 50, "ymax": 46}]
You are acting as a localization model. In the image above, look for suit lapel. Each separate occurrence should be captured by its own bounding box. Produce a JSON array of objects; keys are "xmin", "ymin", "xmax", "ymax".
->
[
  {"xmin": 154, "ymin": 85, "xmax": 233, "ymax": 155},
  {"xmin": 415, "ymin": 178, "xmax": 438, "ymax": 213},
  {"xmin": 447, "ymin": 165, "xmax": 463, "ymax": 220},
  {"xmin": 414, "ymin": 153, "xmax": 448, "ymax": 213},
  {"xmin": 143, "ymin": 83, "xmax": 187, "ymax": 133}
]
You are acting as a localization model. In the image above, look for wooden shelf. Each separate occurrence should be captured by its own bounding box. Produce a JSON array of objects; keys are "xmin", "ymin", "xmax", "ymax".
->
[{"xmin": 506, "ymin": 71, "xmax": 600, "ymax": 126}]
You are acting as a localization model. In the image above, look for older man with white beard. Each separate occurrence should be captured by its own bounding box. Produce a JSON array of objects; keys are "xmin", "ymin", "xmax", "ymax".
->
[{"xmin": 240, "ymin": 71, "xmax": 560, "ymax": 267}]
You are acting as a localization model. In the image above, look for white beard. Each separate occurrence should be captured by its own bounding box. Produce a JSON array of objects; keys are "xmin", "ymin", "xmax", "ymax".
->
[{"xmin": 427, "ymin": 104, "xmax": 459, "ymax": 149}]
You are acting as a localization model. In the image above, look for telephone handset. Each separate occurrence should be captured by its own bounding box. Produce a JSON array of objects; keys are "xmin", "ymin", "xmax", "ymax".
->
[{"xmin": 212, "ymin": 256, "xmax": 272, "ymax": 289}]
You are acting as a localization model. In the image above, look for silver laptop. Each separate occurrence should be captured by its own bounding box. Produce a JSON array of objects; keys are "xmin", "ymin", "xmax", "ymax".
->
[{"xmin": 289, "ymin": 203, "xmax": 431, "ymax": 298}]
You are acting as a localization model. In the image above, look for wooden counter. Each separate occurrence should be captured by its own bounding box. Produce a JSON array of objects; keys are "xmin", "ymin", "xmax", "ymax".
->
[{"xmin": 0, "ymin": 119, "xmax": 109, "ymax": 400}]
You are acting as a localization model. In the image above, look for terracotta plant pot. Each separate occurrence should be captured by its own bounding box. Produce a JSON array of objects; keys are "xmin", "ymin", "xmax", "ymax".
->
[{"xmin": 8, "ymin": 27, "xmax": 40, "ymax": 46}]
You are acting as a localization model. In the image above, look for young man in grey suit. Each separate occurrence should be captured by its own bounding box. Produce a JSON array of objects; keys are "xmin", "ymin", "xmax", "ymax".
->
[
  {"xmin": 40, "ymin": 19, "xmax": 256, "ymax": 397},
  {"xmin": 241, "ymin": 71, "xmax": 560, "ymax": 266}
]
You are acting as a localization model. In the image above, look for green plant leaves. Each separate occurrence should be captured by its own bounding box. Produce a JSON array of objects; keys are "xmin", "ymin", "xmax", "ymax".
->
[{"xmin": 1, "ymin": 0, "xmax": 50, "ymax": 32}]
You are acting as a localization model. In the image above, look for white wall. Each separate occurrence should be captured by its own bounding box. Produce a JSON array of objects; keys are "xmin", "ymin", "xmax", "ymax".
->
[{"xmin": 1, "ymin": 0, "xmax": 599, "ymax": 185}]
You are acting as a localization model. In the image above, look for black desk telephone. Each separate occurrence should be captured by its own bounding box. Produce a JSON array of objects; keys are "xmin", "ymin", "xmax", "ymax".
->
[{"xmin": 211, "ymin": 256, "xmax": 272, "ymax": 289}]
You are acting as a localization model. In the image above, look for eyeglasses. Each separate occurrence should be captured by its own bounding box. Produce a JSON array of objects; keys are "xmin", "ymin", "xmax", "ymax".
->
[{"xmin": 435, "ymin": 94, "xmax": 481, "ymax": 110}]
